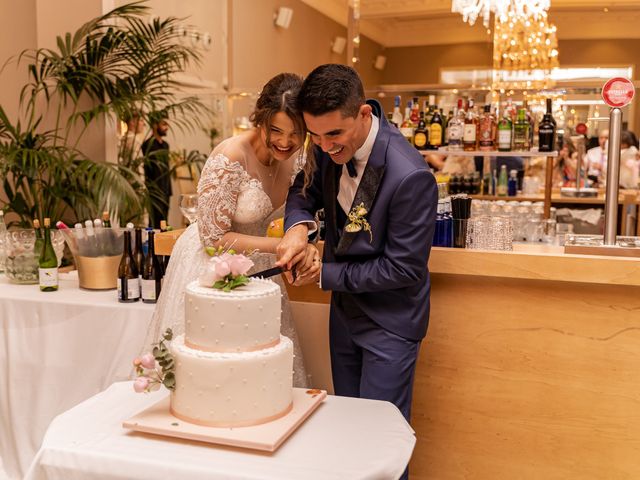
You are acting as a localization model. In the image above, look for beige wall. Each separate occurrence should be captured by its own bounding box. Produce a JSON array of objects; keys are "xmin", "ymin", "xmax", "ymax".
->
[
  {"xmin": 0, "ymin": 0, "xmax": 37, "ymax": 120},
  {"xmin": 231, "ymin": 0, "xmax": 383, "ymax": 91}
]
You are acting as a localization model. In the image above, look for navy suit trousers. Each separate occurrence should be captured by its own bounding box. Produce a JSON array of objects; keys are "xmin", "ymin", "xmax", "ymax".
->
[{"xmin": 329, "ymin": 296, "xmax": 421, "ymax": 422}]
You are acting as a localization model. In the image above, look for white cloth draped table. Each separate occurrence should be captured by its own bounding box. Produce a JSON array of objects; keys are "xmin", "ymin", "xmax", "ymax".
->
[
  {"xmin": 0, "ymin": 273, "xmax": 154, "ymax": 479},
  {"xmin": 26, "ymin": 381, "xmax": 416, "ymax": 480}
]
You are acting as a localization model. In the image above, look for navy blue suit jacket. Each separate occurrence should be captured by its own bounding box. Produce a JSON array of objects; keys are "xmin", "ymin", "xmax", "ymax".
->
[{"xmin": 285, "ymin": 100, "xmax": 437, "ymax": 341}]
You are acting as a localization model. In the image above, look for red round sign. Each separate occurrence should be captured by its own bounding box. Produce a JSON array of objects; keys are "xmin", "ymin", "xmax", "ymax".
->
[
  {"xmin": 576, "ymin": 123, "xmax": 588, "ymax": 135},
  {"xmin": 602, "ymin": 77, "xmax": 635, "ymax": 108}
]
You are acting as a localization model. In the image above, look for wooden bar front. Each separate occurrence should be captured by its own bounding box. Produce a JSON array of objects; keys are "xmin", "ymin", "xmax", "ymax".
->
[{"xmin": 287, "ymin": 245, "xmax": 640, "ymax": 479}]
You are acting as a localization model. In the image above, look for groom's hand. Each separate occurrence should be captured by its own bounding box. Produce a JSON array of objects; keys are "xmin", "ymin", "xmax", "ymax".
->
[{"xmin": 276, "ymin": 224, "xmax": 309, "ymax": 283}]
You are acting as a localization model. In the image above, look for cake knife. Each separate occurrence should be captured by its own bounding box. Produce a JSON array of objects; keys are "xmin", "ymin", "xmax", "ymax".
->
[{"xmin": 248, "ymin": 266, "xmax": 296, "ymax": 281}]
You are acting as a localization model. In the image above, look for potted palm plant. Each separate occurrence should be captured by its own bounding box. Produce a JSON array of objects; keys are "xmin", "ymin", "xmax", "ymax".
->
[{"xmin": 0, "ymin": 1, "xmax": 209, "ymax": 282}]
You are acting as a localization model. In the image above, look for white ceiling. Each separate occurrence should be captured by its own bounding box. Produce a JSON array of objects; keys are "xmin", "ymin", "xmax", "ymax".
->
[{"xmin": 301, "ymin": 0, "xmax": 640, "ymax": 47}]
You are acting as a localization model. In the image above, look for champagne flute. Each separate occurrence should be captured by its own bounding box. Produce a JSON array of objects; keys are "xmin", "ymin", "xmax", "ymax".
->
[{"xmin": 179, "ymin": 194, "xmax": 199, "ymax": 224}]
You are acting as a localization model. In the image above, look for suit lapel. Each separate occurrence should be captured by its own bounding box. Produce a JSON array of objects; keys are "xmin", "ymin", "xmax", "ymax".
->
[{"xmin": 334, "ymin": 124, "xmax": 388, "ymax": 256}]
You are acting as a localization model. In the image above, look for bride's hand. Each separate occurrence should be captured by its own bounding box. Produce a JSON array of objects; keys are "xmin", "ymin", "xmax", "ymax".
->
[{"xmin": 292, "ymin": 243, "xmax": 321, "ymax": 286}]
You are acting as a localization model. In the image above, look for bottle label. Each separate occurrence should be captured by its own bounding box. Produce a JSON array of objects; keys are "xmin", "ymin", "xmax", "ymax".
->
[
  {"xmin": 414, "ymin": 132, "xmax": 427, "ymax": 148},
  {"xmin": 39, "ymin": 268, "xmax": 58, "ymax": 287},
  {"xmin": 430, "ymin": 124, "xmax": 442, "ymax": 145},
  {"xmin": 448, "ymin": 124, "xmax": 463, "ymax": 141},
  {"xmin": 463, "ymin": 124, "xmax": 476, "ymax": 142},
  {"xmin": 141, "ymin": 279, "xmax": 157, "ymax": 301},
  {"xmin": 118, "ymin": 277, "xmax": 140, "ymax": 300},
  {"xmin": 498, "ymin": 130, "xmax": 512, "ymax": 149}
]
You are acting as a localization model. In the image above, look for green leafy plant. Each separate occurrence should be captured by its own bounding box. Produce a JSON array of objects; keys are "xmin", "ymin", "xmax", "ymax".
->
[{"xmin": 0, "ymin": 1, "xmax": 210, "ymax": 226}]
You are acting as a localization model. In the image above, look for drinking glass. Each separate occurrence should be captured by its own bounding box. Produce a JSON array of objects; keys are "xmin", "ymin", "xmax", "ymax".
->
[{"xmin": 179, "ymin": 194, "xmax": 199, "ymax": 224}]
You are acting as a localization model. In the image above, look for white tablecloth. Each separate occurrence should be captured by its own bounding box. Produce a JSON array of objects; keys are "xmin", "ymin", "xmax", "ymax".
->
[
  {"xmin": 0, "ymin": 273, "xmax": 154, "ymax": 479},
  {"xmin": 26, "ymin": 381, "xmax": 416, "ymax": 480}
]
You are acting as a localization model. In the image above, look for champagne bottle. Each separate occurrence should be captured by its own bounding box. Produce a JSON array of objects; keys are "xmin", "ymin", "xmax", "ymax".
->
[
  {"xmin": 39, "ymin": 218, "xmax": 58, "ymax": 292},
  {"xmin": 102, "ymin": 211, "xmax": 111, "ymax": 228},
  {"xmin": 141, "ymin": 231, "xmax": 162, "ymax": 303},
  {"xmin": 118, "ymin": 230, "xmax": 139, "ymax": 302}
]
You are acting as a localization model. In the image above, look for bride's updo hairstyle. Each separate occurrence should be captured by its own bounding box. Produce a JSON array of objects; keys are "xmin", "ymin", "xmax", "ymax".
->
[{"xmin": 250, "ymin": 73, "xmax": 315, "ymax": 190}]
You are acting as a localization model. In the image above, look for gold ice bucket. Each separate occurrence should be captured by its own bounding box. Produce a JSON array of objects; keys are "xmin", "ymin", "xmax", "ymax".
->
[{"xmin": 75, "ymin": 254, "xmax": 122, "ymax": 290}]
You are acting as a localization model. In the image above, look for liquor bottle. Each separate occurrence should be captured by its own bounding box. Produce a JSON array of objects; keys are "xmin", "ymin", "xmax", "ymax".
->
[
  {"xmin": 508, "ymin": 169, "xmax": 518, "ymax": 196},
  {"xmin": 118, "ymin": 230, "xmax": 140, "ymax": 302},
  {"xmin": 102, "ymin": 211, "xmax": 111, "ymax": 228},
  {"xmin": 133, "ymin": 227, "xmax": 146, "ymax": 278},
  {"xmin": 410, "ymin": 97, "xmax": 420, "ymax": 125},
  {"xmin": 447, "ymin": 99, "xmax": 464, "ymax": 150},
  {"xmin": 497, "ymin": 109, "xmax": 513, "ymax": 151},
  {"xmin": 523, "ymin": 99, "xmax": 535, "ymax": 150},
  {"xmin": 425, "ymin": 95, "xmax": 436, "ymax": 125},
  {"xmin": 497, "ymin": 165, "xmax": 508, "ymax": 196},
  {"xmin": 391, "ymin": 95, "xmax": 403, "ymax": 128},
  {"xmin": 413, "ymin": 112, "xmax": 429, "ymax": 150},
  {"xmin": 443, "ymin": 109, "xmax": 453, "ymax": 146},
  {"xmin": 399, "ymin": 102, "xmax": 414, "ymax": 145},
  {"xmin": 141, "ymin": 230, "xmax": 162, "ymax": 304},
  {"xmin": 38, "ymin": 218, "xmax": 58, "ymax": 292},
  {"xmin": 478, "ymin": 105, "xmax": 496, "ymax": 151},
  {"xmin": 463, "ymin": 99, "xmax": 477, "ymax": 151},
  {"xmin": 538, "ymin": 98, "xmax": 557, "ymax": 152},
  {"xmin": 513, "ymin": 108, "xmax": 530, "ymax": 151},
  {"xmin": 429, "ymin": 109, "xmax": 444, "ymax": 149}
]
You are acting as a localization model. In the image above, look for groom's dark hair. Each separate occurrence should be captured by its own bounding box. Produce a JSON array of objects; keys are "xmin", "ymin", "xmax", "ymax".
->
[{"xmin": 298, "ymin": 64, "xmax": 365, "ymax": 118}]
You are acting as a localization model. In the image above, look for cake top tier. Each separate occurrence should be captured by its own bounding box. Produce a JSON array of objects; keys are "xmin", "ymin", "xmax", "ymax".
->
[{"xmin": 186, "ymin": 277, "xmax": 280, "ymax": 299}]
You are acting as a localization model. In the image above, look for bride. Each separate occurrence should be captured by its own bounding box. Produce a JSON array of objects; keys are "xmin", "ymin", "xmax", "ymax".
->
[{"xmin": 146, "ymin": 73, "xmax": 318, "ymax": 387}]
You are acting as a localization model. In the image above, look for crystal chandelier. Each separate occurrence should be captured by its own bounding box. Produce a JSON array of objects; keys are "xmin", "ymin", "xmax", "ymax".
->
[
  {"xmin": 452, "ymin": 0, "xmax": 551, "ymax": 28},
  {"xmin": 492, "ymin": 12, "xmax": 559, "ymax": 90}
]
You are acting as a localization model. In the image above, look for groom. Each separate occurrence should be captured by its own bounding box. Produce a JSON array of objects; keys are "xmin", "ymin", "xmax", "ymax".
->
[{"xmin": 277, "ymin": 64, "xmax": 437, "ymax": 425}]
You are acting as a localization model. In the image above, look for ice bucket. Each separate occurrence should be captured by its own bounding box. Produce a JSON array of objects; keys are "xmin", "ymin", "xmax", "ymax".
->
[{"xmin": 60, "ymin": 227, "xmax": 124, "ymax": 290}]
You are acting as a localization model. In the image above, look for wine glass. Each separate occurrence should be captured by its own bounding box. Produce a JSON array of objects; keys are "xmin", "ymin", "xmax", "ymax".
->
[{"xmin": 179, "ymin": 194, "xmax": 199, "ymax": 224}]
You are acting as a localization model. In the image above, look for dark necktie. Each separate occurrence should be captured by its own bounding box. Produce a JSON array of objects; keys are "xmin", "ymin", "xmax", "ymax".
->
[{"xmin": 345, "ymin": 159, "xmax": 357, "ymax": 178}]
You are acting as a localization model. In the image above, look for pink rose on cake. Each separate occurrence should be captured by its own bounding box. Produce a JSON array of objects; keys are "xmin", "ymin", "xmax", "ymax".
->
[
  {"xmin": 133, "ymin": 328, "xmax": 175, "ymax": 394},
  {"xmin": 199, "ymin": 249, "xmax": 254, "ymax": 292}
]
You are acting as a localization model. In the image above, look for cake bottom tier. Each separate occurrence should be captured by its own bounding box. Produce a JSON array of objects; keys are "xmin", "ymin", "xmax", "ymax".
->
[{"xmin": 170, "ymin": 334, "xmax": 294, "ymax": 427}]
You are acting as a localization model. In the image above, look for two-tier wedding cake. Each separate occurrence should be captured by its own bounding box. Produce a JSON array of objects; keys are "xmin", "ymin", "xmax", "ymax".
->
[{"xmin": 169, "ymin": 277, "xmax": 294, "ymax": 427}]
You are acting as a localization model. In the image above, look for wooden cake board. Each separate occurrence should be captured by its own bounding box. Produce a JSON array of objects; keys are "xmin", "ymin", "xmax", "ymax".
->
[{"xmin": 123, "ymin": 388, "xmax": 327, "ymax": 452}]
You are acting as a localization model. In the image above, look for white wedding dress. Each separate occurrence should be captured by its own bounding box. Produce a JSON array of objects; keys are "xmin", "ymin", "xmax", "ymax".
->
[{"xmin": 143, "ymin": 137, "xmax": 308, "ymax": 387}]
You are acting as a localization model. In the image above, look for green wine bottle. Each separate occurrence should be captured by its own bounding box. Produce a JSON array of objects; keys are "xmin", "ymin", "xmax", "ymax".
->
[{"xmin": 39, "ymin": 218, "xmax": 59, "ymax": 292}]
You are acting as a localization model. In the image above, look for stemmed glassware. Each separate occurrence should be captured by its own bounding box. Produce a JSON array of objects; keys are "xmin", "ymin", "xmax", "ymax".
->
[{"xmin": 179, "ymin": 194, "xmax": 199, "ymax": 225}]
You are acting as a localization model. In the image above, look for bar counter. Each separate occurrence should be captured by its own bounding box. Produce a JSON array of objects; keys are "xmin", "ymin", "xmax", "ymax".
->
[{"xmin": 286, "ymin": 244, "xmax": 640, "ymax": 479}]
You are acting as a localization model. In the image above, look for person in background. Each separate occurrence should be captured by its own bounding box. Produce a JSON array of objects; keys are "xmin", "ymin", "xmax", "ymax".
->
[
  {"xmin": 142, "ymin": 112, "xmax": 172, "ymax": 228},
  {"xmin": 118, "ymin": 111, "xmax": 145, "ymax": 165},
  {"xmin": 619, "ymin": 130, "xmax": 639, "ymax": 189},
  {"xmin": 553, "ymin": 136, "xmax": 586, "ymax": 188},
  {"xmin": 585, "ymin": 128, "xmax": 608, "ymax": 186}
]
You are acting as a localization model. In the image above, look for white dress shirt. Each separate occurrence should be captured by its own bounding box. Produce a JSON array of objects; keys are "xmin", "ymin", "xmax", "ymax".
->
[{"xmin": 337, "ymin": 114, "xmax": 379, "ymax": 213}]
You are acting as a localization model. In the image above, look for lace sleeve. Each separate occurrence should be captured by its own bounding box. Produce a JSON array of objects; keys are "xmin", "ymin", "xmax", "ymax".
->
[
  {"xmin": 197, "ymin": 153, "xmax": 246, "ymax": 246},
  {"xmin": 290, "ymin": 149, "xmax": 307, "ymax": 185}
]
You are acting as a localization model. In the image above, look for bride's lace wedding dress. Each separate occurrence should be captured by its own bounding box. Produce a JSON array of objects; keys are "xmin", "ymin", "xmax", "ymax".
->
[{"xmin": 144, "ymin": 138, "xmax": 308, "ymax": 387}]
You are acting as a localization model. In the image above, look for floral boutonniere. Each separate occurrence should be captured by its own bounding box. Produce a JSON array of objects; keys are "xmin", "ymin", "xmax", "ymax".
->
[
  {"xmin": 345, "ymin": 202, "xmax": 373, "ymax": 242},
  {"xmin": 200, "ymin": 246, "xmax": 255, "ymax": 292}
]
